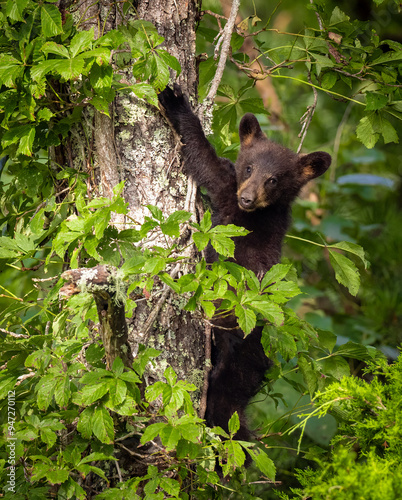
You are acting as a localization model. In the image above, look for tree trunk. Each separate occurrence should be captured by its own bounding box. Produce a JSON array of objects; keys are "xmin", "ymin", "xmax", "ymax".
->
[{"xmin": 63, "ymin": 0, "xmax": 206, "ymax": 407}]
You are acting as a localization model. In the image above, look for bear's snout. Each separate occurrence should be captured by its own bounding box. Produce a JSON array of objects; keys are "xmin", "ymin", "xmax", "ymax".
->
[
  {"xmin": 239, "ymin": 193, "xmax": 255, "ymax": 210},
  {"xmin": 237, "ymin": 182, "xmax": 269, "ymax": 212}
]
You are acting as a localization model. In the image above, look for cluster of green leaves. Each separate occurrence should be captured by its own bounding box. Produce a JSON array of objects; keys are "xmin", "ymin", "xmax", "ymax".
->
[
  {"xmin": 198, "ymin": 3, "xmax": 401, "ymax": 153},
  {"xmin": 0, "ymin": 1, "xmax": 179, "ymax": 160},
  {"xmin": 0, "ymin": 331, "xmax": 275, "ymax": 499},
  {"xmin": 279, "ymin": 354, "xmax": 402, "ymax": 499},
  {"xmin": 310, "ymin": 5, "xmax": 402, "ymax": 149}
]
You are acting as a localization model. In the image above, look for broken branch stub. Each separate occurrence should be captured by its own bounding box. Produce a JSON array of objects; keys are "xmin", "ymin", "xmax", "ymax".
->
[{"xmin": 60, "ymin": 265, "xmax": 133, "ymax": 369}]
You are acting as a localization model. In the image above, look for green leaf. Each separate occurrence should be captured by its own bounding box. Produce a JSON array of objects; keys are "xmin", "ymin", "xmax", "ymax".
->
[
  {"xmin": 161, "ymin": 210, "xmax": 191, "ymax": 237},
  {"xmin": 46, "ymin": 469, "xmax": 69, "ymax": 485},
  {"xmin": 228, "ymin": 411, "xmax": 240, "ymax": 435},
  {"xmin": 317, "ymin": 330, "xmax": 337, "ymax": 353},
  {"xmin": 335, "ymin": 341, "xmax": 378, "ymax": 361},
  {"xmin": 328, "ymin": 241, "xmax": 369, "ymax": 269},
  {"xmin": 31, "ymin": 59, "xmax": 85, "ymax": 82},
  {"xmin": 164, "ymin": 366, "xmax": 177, "ymax": 386},
  {"xmin": 370, "ymin": 50, "xmax": 402, "ymax": 66},
  {"xmin": 0, "ymin": 55, "xmax": 24, "ymax": 87},
  {"xmin": 264, "ymin": 325, "xmax": 297, "ymax": 360},
  {"xmin": 192, "ymin": 232, "xmax": 210, "ymax": 252},
  {"xmin": 261, "ymin": 264, "xmax": 291, "ymax": 290},
  {"xmin": 239, "ymin": 97, "xmax": 268, "ymax": 115},
  {"xmin": 141, "ymin": 422, "xmax": 167, "ymax": 445},
  {"xmin": 147, "ymin": 204, "xmax": 163, "ymax": 221},
  {"xmin": 41, "ymin": 41, "xmax": 70, "ymax": 59},
  {"xmin": 235, "ymin": 304, "xmax": 256, "ymax": 334},
  {"xmin": 356, "ymin": 111, "xmax": 398, "ymax": 148},
  {"xmin": 250, "ymin": 299, "xmax": 284, "ymax": 326},
  {"xmin": 298, "ymin": 354, "xmax": 318, "ymax": 395},
  {"xmin": 328, "ymin": 249, "xmax": 360, "ymax": 296},
  {"xmin": 319, "ymin": 356, "xmax": 350, "ymax": 380},
  {"xmin": 199, "ymin": 210, "xmax": 212, "ymax": 232},
  {"xmin": 90, "ymin": 63, "xmax": 113, "ymax": 90},
  {"xmin": 41, "ymin": 4, "xmax": 63, "ymax": 37},
  {"xmin": 77, "ymin": 464, "xmax": 108, "ymax": 482},
  {"xmin": 2, "ymin": 125, "xmax": 35, "ymax": 156},
  {"xmin": 200, "ymin": 300, "xmax": 216, "ymax": 318},
  {"xmin": 356, "ymin": 114, "xmax": 379, "ymax": 149},
  {"xmin": 321, "ymin": 72, "xmax": 338, "ymax": 90},
  {"xmin": 160, "ymin": 424, "xmax": 181, "ymax": 450},
  {"xmin": 77, "ymin": 407, "xmax": 95, "ymax": 439},
  {"xmin": 329, "ymin": 6, "xmax": 350, "ymax": 25},
  {"xmin": 92, "ymin": 406, "xmax": 114, "ymax": 444},
  {"xmin": 54, "ymin": 376, "xmax": 71, "ymax": 407},
  {"xmin": 159, "ymin": 477, "xmax": 180, "ymax": 497},
  {"xmin": 40, "ymin": 427, "xmax": 57, "ymax": 448},
  {"xmin": 365, "ymin": 92, "xmax": 388, "ymax": 111},
  {"xmin": 149, "ymin": 53, "xmax": 170, "ymax": 92},
  {"xmin": 79, "ymin": 382, "xmax": 109, "ymax": 405},
  {"xmin": 132, "ymin": 345, "xmax": 161, "ymax": 377},
  {"xmin": 78, "ymin": 452, "xmax": 116, "ymax": 465},
  {"xmin": 111, "ymin": 357, "xmax": 125, "ymax": 376},
  {"xmin": 379, "ymin": 115, "xmax": 399, "ymax": 145},
  {"xmin": 37, "ymin": 108, "xmax": 55, "ymax": 121},
  {"xmin": 131, "ymin": 82, "xmax": 158, "ymax": 106},
  {"xmin": 222, "ymin": 441, "xmax": 246, "ymax": 475},
  {"xmin": 69, "ymin": 29, "xmax": 95, "ymax": 58},
  {"xmin": 37, "ymin": 375, "xmax": 57, "ymax": 410},
  {"xmin": 108, "ymin": 379, "xmax": 127, "ymax": 407},
  {"xmin": 248, "ymin": 449, "xmax": 276, "ymax": 479},
  {"xmin": 6, "ymin": 0, "xmax": 29, "ymax": 22},
  {"xmin": 157, "ymin": 49, "xmax": 181, "ymax": 77},
  {"xmin": 209, "ymin": 234, "xmax": 235, "ymax": 258}
]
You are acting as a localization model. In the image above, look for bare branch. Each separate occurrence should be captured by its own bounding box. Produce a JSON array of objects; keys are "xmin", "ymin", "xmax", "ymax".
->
[
  {"xmin": 202, "ymin": 0, "xmax": 241, "ymax": 107},
  {"xmin": 0, "ymin": 328, "xmax": 29, "ymax": 338},
  {"xmin": 199, "ymin": 324, "xmax": 212, "ymax": 419},
  {"xmin": 297, "ymin": 72, "xmax": 318, "ymax": 154}
]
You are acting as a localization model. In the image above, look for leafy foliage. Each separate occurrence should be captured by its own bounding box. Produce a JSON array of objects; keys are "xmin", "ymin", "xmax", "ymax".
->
[
  {"xmin": 0, "ymin": 1, "xmax": 180, "ymax": 160},
  {"xmin": 280, "ymin": 356, "xmax": 402, "ymax": 499},
  {"xmin": 0, "ymin": 0, "xmax": 401, "ymax": 499}
]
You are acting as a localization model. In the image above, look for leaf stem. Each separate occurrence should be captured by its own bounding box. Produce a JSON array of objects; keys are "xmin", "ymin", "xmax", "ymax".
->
[{"xmin": 286, "ymin": 234, "xmax": 327, "ymax": 248}]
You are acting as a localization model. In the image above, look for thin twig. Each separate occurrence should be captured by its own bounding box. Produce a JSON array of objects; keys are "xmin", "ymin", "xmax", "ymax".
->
[
  {"xmin": 297, "ymin": 71, "xmax": 318, "ymax": 153},
  {"xmin": 0, "ymin": 328, "xmax": 29, "ymax": 338},
  {"xmin": 115, "ymin": 430, "xmax": 143, "ymax": 442},
  {"xmin": 310, "ymin": 0, "xmax": 324, "ymax": 30},
  {"xmin": 203, "ymin": 318, "xmax": 238, "ymax": 331},
  {"xmin": 203, "ymin": 0, "xmax": 241, "ymax": 106},
  {"xmin": 16, "ymin": 372, "xmax": 35, "ymax": 385},
  {"xmin": 116, "ymin": 442, "xmax": 148, "ymax": 459},
  {"xmin": 115, "ymin": 460, "xmax": 123, "ymax": 483},
  {"xmin": 199, "ymin": 324, "xmax": 212, "ymax": 419}
]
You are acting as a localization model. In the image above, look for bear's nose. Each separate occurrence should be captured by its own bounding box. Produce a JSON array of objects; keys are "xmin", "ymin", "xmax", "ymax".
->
[{"xmin": 240, "ymin": 196, "xmax": 254, "ymax": 208}]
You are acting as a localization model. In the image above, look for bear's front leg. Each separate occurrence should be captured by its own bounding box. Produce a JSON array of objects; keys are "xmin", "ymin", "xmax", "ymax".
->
[{"xmin": 158, "ymin": 85, "xmax": 237, "ymax": 206}]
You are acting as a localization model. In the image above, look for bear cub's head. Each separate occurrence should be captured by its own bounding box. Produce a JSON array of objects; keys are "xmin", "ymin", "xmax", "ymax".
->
[{"xmin": 236, "ymin": 113, "xmax": 331, "ymax": 212}]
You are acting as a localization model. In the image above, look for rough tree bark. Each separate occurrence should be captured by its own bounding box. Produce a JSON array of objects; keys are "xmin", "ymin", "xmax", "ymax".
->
[{"xmin": 59, "ymin": 0, "xmax": 207, "ymax": 408}]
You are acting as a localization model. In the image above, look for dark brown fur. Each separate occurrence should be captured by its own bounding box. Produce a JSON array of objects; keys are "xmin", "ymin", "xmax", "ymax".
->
[{"xmin": 158, "ymin": 84, "xmax": 331, "ymax": 441}]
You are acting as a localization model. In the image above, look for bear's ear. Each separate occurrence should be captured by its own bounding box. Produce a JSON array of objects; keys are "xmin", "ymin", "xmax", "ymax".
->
[
  {"xmin": 297, "ymin": 151, "xmax": 331, "ymax": 181},
  {"xmin": 239, "ymin": 113, "xmax": 265, "ymax": 147}
]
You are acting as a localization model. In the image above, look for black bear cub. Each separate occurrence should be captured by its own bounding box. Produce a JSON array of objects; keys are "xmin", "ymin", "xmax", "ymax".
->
[{"xmin": 158, "ymin": 84, "xmax": 331, "ymax": 441}]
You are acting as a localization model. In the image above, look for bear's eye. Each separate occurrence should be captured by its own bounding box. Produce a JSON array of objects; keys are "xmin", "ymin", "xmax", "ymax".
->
[
  {"xmin": 268, "ymin": 177, "xmax": 277, "ymax": 186},
  {"xmin": 245, "ymin": 166, "xmax": 252, "ymax": 175}
]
